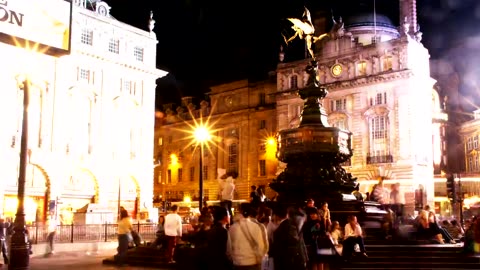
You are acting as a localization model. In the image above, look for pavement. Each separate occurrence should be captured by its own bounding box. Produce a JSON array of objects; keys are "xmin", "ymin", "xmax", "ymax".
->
[{"xmin": 0, "ymin": 242, "xmax": 169, "ymax": 270}]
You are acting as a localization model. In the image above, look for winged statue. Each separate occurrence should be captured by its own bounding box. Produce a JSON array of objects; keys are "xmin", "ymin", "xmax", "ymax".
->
[{"xmin": 283, "ymin": 7, "xmax": 328, "ymax": 59}]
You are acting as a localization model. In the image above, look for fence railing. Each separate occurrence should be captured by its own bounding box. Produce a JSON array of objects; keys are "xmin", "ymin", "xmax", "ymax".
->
[{"xmin": 26, "ymin": 222, "xmax": 158, "ymax": 244}]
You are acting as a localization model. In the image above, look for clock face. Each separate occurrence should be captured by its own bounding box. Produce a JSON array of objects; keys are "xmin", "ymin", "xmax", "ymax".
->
[
  {"xmin": 225, "ymin": 96, "xmax": 234, "ymax": 108},
  {"xmin": 98, "ymin": 5, "xmax": 108, "ymax": 16},
  {"xmin": 331, "ymin": 64, "xmax": 343, "ymax": 77}
]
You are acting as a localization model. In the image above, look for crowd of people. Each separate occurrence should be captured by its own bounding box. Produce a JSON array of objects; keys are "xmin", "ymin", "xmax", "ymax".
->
[{"xmin": 147, "ymin": 197, "xmax": 368, "ymax": 270}]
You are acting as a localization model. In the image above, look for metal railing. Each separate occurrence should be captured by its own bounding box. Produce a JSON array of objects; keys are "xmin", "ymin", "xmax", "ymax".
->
[{"xmin": 26, "ymin": 222, "xmax": 158, "ymax": 244}]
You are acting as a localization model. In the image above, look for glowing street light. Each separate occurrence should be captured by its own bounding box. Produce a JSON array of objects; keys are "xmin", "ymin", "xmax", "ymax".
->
[{"xmin": 193, "ymin": 124, "xmax": 212, "ymax": 211}]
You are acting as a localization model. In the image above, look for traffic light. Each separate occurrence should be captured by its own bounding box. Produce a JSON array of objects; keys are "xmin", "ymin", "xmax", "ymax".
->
[{"xmin": 446, "ymin": 174, "xmax": 456, "ymax": 202}]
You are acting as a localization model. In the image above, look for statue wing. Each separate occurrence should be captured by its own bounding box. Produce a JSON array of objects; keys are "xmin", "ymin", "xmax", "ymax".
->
[{"xmin": 287, "ymin": 18, "xmax": 314, "ymax": 34}]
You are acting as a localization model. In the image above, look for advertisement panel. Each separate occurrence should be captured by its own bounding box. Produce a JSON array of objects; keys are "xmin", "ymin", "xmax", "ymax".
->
[{"xmin": 0, "ymin": 0, "xmax": 72, "ymax": 55}]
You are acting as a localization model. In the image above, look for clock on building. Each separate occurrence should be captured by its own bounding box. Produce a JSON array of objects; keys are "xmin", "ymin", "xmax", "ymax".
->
[
  {"xmin": 96, "ymin": 3, "xmax": 110, "ymax": 16},
  {"xmin": 331, "ymin": 64, "xmax": 343, "ymax": 77},
  {"xmin": 225, "ymin": 95, "xmax": 234, "ymax": 108}
]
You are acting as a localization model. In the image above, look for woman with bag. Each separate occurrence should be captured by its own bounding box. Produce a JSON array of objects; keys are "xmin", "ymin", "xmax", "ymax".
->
[{"xmin": 115, "ymin": 209, "xmax": 133, "ymax": 265}]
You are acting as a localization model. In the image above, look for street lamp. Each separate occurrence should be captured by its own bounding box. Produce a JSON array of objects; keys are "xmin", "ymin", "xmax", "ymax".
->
[
  {"xmin": 10, "ymin": 78, "xmax": 32, "ymax": 269},
  {"xmin": 193, "ymin": 125, "xmax": 211, "ymax": 211}
]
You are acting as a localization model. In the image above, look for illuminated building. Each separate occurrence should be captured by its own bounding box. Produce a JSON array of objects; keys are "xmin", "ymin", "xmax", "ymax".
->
[
  {"xmin": 276, "ymin": 0, "xmax": 446, "ymax": 213},
  {"xmin": 0, "ymin": 0, "xmax": 167, "ymax": 223},
  {"xmin": 154, "ymin": 79, "xmax": 278, "ymax": 203},
  {"xmin": 154, "ymin": 1, "xmax": 456, "ymax": 215}
]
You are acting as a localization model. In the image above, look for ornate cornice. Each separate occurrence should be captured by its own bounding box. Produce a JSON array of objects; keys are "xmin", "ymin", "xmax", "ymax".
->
[{"xmin": 324, "ymin": 70, "xmax": 414, "ymax": 90}]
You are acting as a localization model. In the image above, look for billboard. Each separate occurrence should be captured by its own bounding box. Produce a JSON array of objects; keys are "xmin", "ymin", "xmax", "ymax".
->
[{"xmin": 0, "ymin": 0, "xmax": 72, "ymax": 55}]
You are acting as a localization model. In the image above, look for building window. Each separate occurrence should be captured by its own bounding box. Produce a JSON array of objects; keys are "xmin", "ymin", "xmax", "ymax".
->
[
  {"xmin": 330, "ymin": 98, "xmax": 346, "ymax": 111},
  {"xmin": 108, "ymin": 38, "xmax": 120, "ymax": 54},
  {"xmin": 473, "ymin": 136, "xmax": 478, "ymax": 149},
  {"xmin": 134, "ymin": 47, "xmax": 144, "ymax": 62},
  {"xmin": 190, "ymin": 167, "xmax": 195, "ymax": 182},
  {"xmin": 367, "ymin": 115, "xmax": 390, "ymax": 163},
  {"xmin": 228, "ymin": 143, "xmax": 238, "ymax": 174},
  {"xmin": 475, "ymin": 157, "xmax": 479, "ymax": 172},
  {"xmin": 259, "ymin": 120, "xmax": 266, "ymax": 130},
  {"xmin": 371, "ymin": 36, "xmax": 380, "ymax": 44},
  {"xmin": 81, "ymin": 28, "xmax": 93, "ymax": 45},
  {"xmin": 259, "ymin": 160, "xmax": 266, "ymax": 176},
  {"xmin": 467, "ymin": 137, "xmax": 473, "ymax": 151},
  {"xmin": 331, "ymin": 119, "xmax": 347, "ymax": 130},
  {"xmin": 158, "ymin": 137, "xmax": 163, "ymax": 146},
  {"xmin": 383, "ymin": 56, "xmax": 393, "ymax": 71},
  {"xmin": 167, "ymin": 169, "xmax": 172, "ymax": 184},
  {"xmin": 290, "ymin": 75, "xmax": 298, "ymax": 89},
  {"xmin": 203, "ymin": 165, "xmax": 208, "ymax": 180},
  {"xmin": 79, "ymin": 68, "xmax": 90, "ymax": 82},
  {"xmin": 259, "ymin": 92, "xmax": 266, "ymax": 106},
  {"xmin": 178, "ymin": 168, "xmax": 183, "ymax": 182},
  {"xmin": 369, "ymin": 92, "xmax": 387, "ymax": 106},
  {"xmin": 357, "ymin": 61, "xmax": 367, "ymax": 76},
  {"xmin": 123, "ymin": 80, "xmax": 132, "ymax": 94}
]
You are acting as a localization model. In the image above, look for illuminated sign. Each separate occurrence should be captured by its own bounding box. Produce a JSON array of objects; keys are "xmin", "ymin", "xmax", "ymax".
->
[{"xmin": 0, "ymin": 0, "xmax": 71, "ymax": 55}]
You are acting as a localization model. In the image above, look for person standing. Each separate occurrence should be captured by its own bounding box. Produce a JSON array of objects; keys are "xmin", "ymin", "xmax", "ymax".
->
[
  {"xmin": 271, "ymin": 207, "xmax": 308, "ymax": 270},
  {"xmin": 228, "ymin": 203, "xmax": 268, "ymax": 270},
  {"xmin": 250, "ymin": 186, "xmax": 260, "ymax": 208},
  {"xmin": 389, "ymin": 183, "xmax": 405, "ymax": 218},
  {"xmin": 45, "ymin": 214, "xmax": 58, "ymax": 256},
  {"xmin": 218, "ymin": 172, "xmax": 235, "ymax": 224},
  {"xmin": 0, "ymin": 215, "xmax": 10, "ymax": 265},
  {"xmin": 115, "ymin": 209, "xmax": 133, "ymax": 265},
  {"xmin": 164, "ymin": 205, "xmax": 183, "ymax": 264},
  {"xmin": 206, "ymin": 206, "xmax": 232, "ymax": 270}
]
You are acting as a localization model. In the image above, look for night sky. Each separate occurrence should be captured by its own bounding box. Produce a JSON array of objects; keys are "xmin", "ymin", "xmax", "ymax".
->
[{"xmin": 109, "ymin": 0, "xmax": 480, "ymax": 110}]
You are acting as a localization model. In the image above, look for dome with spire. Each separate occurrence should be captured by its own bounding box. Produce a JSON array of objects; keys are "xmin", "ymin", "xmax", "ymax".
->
[{"xmin": 345, "ymin": 12, "xmax": 400, "ymax": 46}]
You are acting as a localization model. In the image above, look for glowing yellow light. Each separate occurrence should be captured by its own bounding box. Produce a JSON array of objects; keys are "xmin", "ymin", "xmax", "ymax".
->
[
  {"xmin": 265, "ymin": 136, "xmax": 277, "ymax": 160},
  {"xmin": 170, "ymin": 154, "xmax": 178, "ymax": 165},
  {"xmin": 183, "ymin": 196, "xmax": 192, "ymax": 203},
  {"xmin": 267, "ymin": 137, "xmax": 276, "ymax": 146},
  {"xmin": 194, "ymin": 126, "xmax": 211, "ymax": 143}
]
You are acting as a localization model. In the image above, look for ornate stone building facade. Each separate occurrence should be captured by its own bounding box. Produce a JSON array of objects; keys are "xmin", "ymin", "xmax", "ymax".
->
[
  {"xmin": 276, "ymin": 0, "xmax": 446, "ymax": 213},
  {"xmin": 154, "ymin": 79, "xmax": 278, "ymax": 203},
  {"xmin": 0, "ymin": 0, "xmax": 166, "ymax": 223}
]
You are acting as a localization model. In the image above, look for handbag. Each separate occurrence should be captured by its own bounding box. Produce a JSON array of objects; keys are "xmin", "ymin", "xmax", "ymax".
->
[{"xmin": 239, "ymin": 221, "xmax": 265, "ymax": 264}]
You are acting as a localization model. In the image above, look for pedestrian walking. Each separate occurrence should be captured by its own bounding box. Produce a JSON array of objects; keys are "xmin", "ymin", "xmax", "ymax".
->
[
  {"xmin": 164, "ymin": 205, "xmax": 182, "ymax": 264},
  {"xmin": 0, "ymin": 215, "xmax": 10, "ymax": 265},
  {"xmin": 45, "ymin": 214, "xmax": 58, "ymax": 256},
  {"xmin": 114, "ymin": 209, "xmax": 133, "ymax": 265}
]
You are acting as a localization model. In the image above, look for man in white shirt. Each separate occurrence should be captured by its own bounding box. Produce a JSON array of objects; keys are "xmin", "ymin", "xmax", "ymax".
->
[
  {"xmin": 228, "ymin": 203, "xmax": 268, "ymax": 270},
  {"xmin": 164, "ymin": 205, "xmax": 183, "ymax": 264},
  {"xmin": 343, "ymin": 215, "xmax": 367, "ymax": 258},
  {"xmin": 218, "ymin": 169, "xmax": 236, "ymax": 224}
]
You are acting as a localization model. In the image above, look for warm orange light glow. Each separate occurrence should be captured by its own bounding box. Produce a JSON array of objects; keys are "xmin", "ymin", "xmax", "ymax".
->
[
  {"xmin": 194, "ymin": 126, "xmax": 212, "ymax": 143},
  {"xmin": 266, "ymin": 136, "xmax": 277, "ymax": 160},
  {"xmin": 170, "ymin": 154, "xmax": 178, "ymax": 165}
]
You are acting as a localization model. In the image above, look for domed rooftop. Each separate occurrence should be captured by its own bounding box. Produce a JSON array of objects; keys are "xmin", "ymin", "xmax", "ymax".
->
[{"xmin": 345, "ymin": 13, "xmax": 396, "ymax": 29}]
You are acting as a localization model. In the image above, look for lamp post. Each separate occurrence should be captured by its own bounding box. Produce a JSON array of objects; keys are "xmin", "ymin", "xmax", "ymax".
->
[
  {"xmin": 10, "ymin": 79, "xmax": 31, "ymax": 269},
  {"xmin": 193, "ymin": 126, "xmax": 211, "ymax": 212}
]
